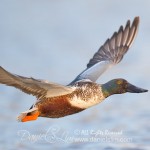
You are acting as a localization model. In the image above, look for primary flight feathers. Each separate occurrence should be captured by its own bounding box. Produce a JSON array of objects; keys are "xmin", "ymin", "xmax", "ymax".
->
[{"xmin": 71, "ymin": 17, "xmax": 139, "ymax": 83}]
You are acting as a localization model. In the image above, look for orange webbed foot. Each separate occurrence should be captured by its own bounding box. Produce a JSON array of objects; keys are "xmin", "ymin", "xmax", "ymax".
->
[
  {"xmin": 22, "ymin": 111, "xmax": 40, "ymax": 122},
  {"xmin": 17, "ymin": 108, "xmax": 40, "ymax": 122}
]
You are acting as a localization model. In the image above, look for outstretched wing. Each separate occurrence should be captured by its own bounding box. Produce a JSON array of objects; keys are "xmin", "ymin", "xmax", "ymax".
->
[
  {"xmin": 70, "ymin": 17, "xmax": 139, "ymax": 84},
  {"xmin": 0, "ymin": 66, "xmax": 74, "ymax": 99}
]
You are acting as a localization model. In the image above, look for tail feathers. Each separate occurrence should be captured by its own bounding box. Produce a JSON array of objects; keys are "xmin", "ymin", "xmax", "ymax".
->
[{"xmin": 17, "ymin": 108, "xmax": 39, "ymax": 122}]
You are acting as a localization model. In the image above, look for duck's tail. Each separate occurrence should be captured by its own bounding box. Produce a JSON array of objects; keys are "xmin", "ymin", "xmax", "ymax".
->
[{"xmin": 17, "ymin": 107, "xmax": 39, "ymax": 122}]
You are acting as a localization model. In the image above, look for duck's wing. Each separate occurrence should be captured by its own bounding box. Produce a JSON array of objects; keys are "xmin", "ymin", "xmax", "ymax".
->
[
  {"xmin": 0, "ymin": 66, "xmax": 74, "ymax": 99},
  {"xmin": 70, "ymin": 17, "xmax": 139, "ymax": 84}
]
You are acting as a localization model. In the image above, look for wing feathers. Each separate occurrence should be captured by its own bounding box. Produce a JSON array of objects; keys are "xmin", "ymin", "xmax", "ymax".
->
[
  {"xmin": 0, "ymin": 66, "xmax": 46, "ymax": 98},
  {"xmin": 70, "ymin": 17, "xmax": 139, "ymax": 83},
  {"xmin": 87, "ymin": 16, "xmax": 139, "ymax": 68},
  {"xmin": 0, "ymin": 66, "xmax": 74, "ymax": 99}
]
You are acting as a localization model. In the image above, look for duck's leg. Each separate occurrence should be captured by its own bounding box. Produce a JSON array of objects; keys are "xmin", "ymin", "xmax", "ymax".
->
[{"xmin": 17, "ymin": 107, "xmax": 40, "ymax": 122}]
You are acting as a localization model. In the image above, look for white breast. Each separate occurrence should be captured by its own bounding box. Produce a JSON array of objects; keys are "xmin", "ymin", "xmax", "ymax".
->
[{"xmin": 69, "ymin": 86, "xmax": 105, "ymax": 109}]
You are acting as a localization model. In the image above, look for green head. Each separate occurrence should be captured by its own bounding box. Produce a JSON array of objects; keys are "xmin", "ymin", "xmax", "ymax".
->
[{"xmin": 102, "ymin": 78, "xmax": 148, "ymax": 98}]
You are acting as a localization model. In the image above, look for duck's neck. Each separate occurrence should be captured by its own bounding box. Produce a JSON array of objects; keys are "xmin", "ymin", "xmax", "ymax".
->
[{"xmin": 101, "ymin": 82, "xmax": 122, "ymax": 98}]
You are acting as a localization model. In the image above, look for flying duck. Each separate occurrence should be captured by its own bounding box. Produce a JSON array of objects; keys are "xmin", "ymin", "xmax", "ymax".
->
[{"xmin": 0, "ymin": 16, "xmax": 148, "ymax": 122}]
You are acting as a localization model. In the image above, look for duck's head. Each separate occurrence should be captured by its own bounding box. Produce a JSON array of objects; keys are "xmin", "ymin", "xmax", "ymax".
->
[{"xmin": 102, "ymin": 78, "xmax": 148, "ymax": 97}]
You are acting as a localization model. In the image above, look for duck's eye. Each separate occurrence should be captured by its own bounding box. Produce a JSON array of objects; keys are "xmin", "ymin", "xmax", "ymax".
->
[{"xmin": 117, "ymin": 80, "xmax": 123, "ymax": 85}]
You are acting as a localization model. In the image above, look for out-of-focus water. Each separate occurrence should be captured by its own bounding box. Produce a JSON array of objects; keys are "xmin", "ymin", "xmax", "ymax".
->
[{"xmin": 0, "ymin": 1, "xmax": 149, "ymax": 149}]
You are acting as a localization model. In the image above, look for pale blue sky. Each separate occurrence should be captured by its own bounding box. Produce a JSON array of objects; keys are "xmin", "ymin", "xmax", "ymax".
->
[{"xmin": 0, "ymin": 1, "xmax": 149, "ymax": 149}]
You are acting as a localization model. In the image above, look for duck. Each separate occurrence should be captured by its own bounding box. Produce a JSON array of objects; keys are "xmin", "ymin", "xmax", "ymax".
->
[{"xmin": 0, "ymin": 16, "xmax": 148, "ymax": 122}]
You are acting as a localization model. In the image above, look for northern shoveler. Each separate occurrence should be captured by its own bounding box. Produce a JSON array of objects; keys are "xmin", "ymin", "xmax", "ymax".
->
[{"xmin": 0, "ymin": 16, "xmax": 148, "ymax": 122}]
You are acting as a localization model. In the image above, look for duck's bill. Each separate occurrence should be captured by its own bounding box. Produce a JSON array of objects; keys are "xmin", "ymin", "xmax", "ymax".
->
[{"xmin": 127, "ymin": 83, "xmax": 148, "ymax": 93}]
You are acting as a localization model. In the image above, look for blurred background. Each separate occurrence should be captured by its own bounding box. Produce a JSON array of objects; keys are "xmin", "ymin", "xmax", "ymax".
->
[{"xmin": 0, "ymin": 0, "xmax": 149, "ymax": 150}]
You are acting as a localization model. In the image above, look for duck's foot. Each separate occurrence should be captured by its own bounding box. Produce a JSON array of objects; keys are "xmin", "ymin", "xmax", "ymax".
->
[{"xmin": 17, "ymin": 108, "xmax": 39, "ymax": 122}]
